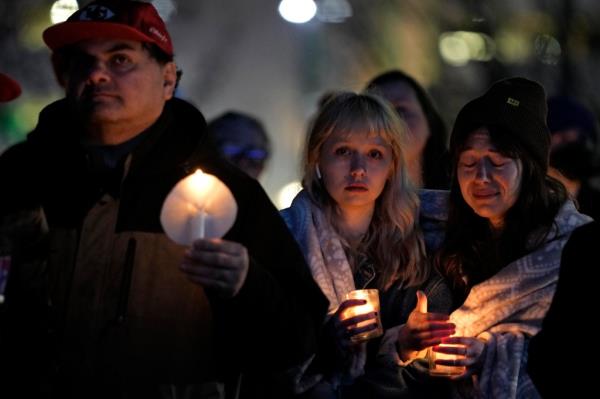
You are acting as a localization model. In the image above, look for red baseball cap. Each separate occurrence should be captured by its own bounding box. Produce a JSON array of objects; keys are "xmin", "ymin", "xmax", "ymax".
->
[
  {"xmin": 43, "ymin": 0, "xmax": 173, "ymax": 57},
  {"xmin": 0, "ymin": 73, "xmax": 22, "ymax": 102}
]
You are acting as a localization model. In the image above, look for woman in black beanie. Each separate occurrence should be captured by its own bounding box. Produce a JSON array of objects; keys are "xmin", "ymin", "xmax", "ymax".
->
[{"xmin": 432, "ymin": 77, "xmax": 593, "ymax": 398}]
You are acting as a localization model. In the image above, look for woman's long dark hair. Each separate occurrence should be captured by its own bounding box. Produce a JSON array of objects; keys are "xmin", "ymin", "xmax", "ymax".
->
[
  {"xmin": 366, "ymin": 70, "xmax": 450, "ymax": 189},
  {"xmin": 435, "ymin": 125, "xmax": 567, "ymax": 302}
]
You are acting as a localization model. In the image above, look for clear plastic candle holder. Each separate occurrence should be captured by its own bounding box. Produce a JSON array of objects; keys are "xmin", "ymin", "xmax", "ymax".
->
[
  {"xmin": 427, "ymin": 344, "xmax": 466, "ymax": 377},
  {"xmin": 342, "ymin": 289, "xmax": 384, "ymax": 343}
]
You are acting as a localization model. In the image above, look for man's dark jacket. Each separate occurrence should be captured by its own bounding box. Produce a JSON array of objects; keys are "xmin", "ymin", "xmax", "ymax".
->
[{"xmin": 0, "ymin": 97, "xmax": 327, "ymax": 397}]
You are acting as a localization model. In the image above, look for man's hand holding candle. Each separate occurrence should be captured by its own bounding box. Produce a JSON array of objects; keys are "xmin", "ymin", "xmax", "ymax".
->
[{"xmin": 180, "ymin": 238, "xmax": 249, "ymax": 298}]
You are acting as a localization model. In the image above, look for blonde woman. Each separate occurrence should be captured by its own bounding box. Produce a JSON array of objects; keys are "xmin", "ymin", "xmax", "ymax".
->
[{"xmin": 281, "ymin": 92, "xmax": 454, "ymax": 398}]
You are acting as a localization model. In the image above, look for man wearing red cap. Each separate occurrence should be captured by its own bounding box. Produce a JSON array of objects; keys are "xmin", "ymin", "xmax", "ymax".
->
[{"xmin": 0, "ymin": 1, "xmax": 326, "ymax": 397}]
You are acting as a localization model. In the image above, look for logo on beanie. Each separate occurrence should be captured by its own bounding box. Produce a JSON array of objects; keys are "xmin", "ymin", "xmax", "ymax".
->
[
  {"xmin": 506, "ymin": 97, "xmax": 520, "ymax": 107},
  {"xmin": 78, "ymin": 5, "xmax": 115, "ymax": 21}
]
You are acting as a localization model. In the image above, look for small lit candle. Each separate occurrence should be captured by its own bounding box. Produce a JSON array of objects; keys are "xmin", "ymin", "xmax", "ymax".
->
[
  {"xmin": 343, "ymin": 293, "xmax": 375, "ymax": 322},
  {"xmin": 428, "ymin": 337, "xmax": 466, "ymax": 376},
  {"xmin": 187, "ymin": 170, "xmax": 212, "ymax": 239},
  {"xmin": 342, "ymin": 289, "xmax": 383, "ymax": 343},
  {"xmin": 187, "ymin": 203, "xmax": 206, "ymax": 240},
  {"xmin": 160, "ymin": 169, "xmax": 237, "ymax": 245}
]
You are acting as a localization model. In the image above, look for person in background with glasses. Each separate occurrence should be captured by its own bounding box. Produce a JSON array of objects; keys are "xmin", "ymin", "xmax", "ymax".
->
[{"xmin": 207, "ymin": 111, "xmax": 271, "ymax": 180}]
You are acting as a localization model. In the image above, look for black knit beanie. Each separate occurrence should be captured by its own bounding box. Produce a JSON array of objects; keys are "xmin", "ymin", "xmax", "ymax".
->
[{"xmin": 450, "ymin": 77, "xmax": 550, "ymax": 171}]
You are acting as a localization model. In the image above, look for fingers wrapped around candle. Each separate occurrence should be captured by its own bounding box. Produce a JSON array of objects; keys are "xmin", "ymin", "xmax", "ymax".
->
[
  {"xmin": 180, "ymin": 238, "xmax": 249, "ymax": 298},
  {"xmin": 333, "ymin": 299, "xmax": 379, "ymax": 348},
  {"xmin": 432, "ymin": 336, "xmax": 487, "ymax": 379}
]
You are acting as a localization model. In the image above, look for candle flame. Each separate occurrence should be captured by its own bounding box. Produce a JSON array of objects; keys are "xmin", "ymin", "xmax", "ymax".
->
[
  {"xmin": 190, "ymin": 169, "xmax": 205, "ymax": 186},
  {"xmin": 187, "ymin": 168, "xmax": 214, "ymax": 203},
  {"xmin": 161, "ymin": 166, "xmax": 238, "ymax": 245}
]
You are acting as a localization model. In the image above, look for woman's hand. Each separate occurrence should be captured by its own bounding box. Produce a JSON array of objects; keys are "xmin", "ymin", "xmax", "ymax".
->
[
  {"xmin": 331, "ymin": 299, "xmax": 379, "ymax": 350},
  {"xmin": 432, "ymin": 336, "xmax": 487, "ymax": 379},
  {"xmin": 180, "ymin": 238, "xmax": 249, "ymax": 298},
  {"xmin": 397, "ymin": 291, "xmax": 456, "ymax": 361},
  {"xmin": 321, "ymin": 300, "xmax": 372, "ymax": 380}
]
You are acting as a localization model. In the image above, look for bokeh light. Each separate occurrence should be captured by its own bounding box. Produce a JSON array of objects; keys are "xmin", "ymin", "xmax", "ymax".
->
[
  {"xmin": 276, "ymin": 180, "xmax": 302, "ymax": 209},
  {"xmin": 278, "ymin": 0, "xmax": 318, "ymax": 24},
  {"xmin": 50, "ymin": 0, "xmax": 79, "ymax": 24}
]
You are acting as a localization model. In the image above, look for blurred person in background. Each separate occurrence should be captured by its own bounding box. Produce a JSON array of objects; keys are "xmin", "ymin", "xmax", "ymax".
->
[
  {"xmin": 365, "ymin": 70, "xmax": 450, "ymax": 190},
  {"xmin": 0, "ymin": 71, "xmax": 24, "ymax": 315},
  {"xmin": 365, "ymin": 71, "xmax": 451, "ymax": 255},
  {"xmin": 207, "ymin": 111, "xmax": 271, "ymax": 180},
  {"xmin": 0, "ymin": 72, "xmax": 22, "ymax": 149},
  {"xmin": 0, "ymin": 73, "xmax": 21, "ymax": 103},
  {"xmin": 0, "ymin": 70, "xmax": 25, "ymax": 337},
  {"xmin": 1, "ymin": 72, "xmax": 52, "ymax": 397},
  {"xmin": 547, "ymin": 95, "xmax": 600, "ymax": 221},
  {"xmin": 527, "ymin": 220, "xmax": 599, "ymax": 398}
]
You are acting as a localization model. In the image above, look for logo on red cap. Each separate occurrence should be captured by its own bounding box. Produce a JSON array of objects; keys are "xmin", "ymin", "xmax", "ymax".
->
[
  {"xmin": 149, "ymin": 26, "xmax": 168, "ymax": 43},
  {"xmin": 78, "ymin": 5, "xmax": 115, "ymax": 21}
]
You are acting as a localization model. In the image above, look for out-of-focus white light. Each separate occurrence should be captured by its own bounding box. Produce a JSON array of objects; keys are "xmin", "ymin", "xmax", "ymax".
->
[
  {"xmin": 50, "ymin": 0, "xmax": 79, "ymax": 24},
  {"xmin": 317, "ymin": 0, "xmax": 352, "ymax": 23},
  {"xmin": 496, "ymin": 31, "xmax": 531, "ymax": 63},
  {"xmin": 278, "ymin": 0, "xmax": 317, "ymax": 24},
  {"xmin": 439, "ymin": 34, "xmax": 471, "ymax": 66},
  {"xmin": 276, "ymin": 180, "xmax": 303, "ymax": 210},
  {"xmin": 461, "ymin": 31, "xmax": 495, "ymax": 61},
  {"xmin": 439, "ymin": 31, "xmax": 495, "ymax": 66}
]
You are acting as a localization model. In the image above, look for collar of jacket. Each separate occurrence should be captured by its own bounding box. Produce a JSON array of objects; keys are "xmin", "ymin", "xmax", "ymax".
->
[
  {"xmin": 25, "ymin": 98, "xmax": 223, "ymax": 231},
  {"xmin": 27, "ymin": 97, "xmax": 216, "ymax": 179}
]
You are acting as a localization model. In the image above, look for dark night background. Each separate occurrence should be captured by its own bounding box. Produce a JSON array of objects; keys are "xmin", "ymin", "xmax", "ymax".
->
[{"xmin": 2, "ymin": 0, "xmax": 600, "ymax": 205}]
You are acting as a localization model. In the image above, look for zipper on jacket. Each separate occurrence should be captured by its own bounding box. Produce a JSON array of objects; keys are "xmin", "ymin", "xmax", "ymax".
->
[{"xmin": 116, "ymin": 237, "xmax": 136, "ymax": 323}]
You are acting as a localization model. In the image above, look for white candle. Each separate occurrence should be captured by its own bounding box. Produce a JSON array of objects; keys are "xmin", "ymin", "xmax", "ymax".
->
[
  {"xmin": 187, "ymin": 169, "xmax": 211, "ymax": 240},
  {"xmin": 161, "ymin": 168, "xmax": 238, "ymax": 246},
  {"xmin": 191, "ymin": 208, "xmax": 206, "ymax": 239}
]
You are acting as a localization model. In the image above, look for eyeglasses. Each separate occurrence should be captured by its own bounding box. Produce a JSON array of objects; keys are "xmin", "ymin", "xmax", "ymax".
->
[{"xmin": 221, "ymin": 144, "xmax": 269, "ymax": 161}]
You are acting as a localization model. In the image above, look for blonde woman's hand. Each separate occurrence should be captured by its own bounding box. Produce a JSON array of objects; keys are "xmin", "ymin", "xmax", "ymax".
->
[{"xmin": 331, "ymin": 299, "xmax": 379, "ymax": 350}]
